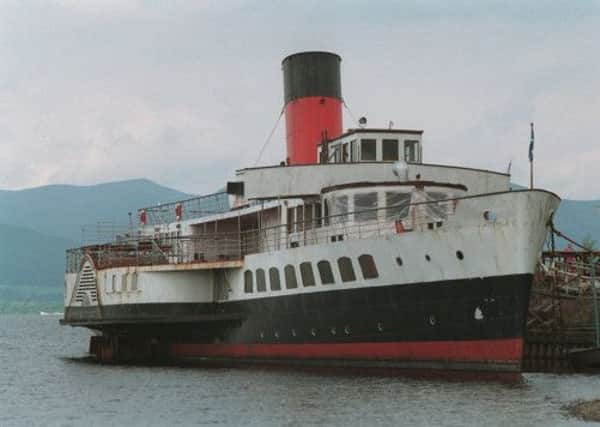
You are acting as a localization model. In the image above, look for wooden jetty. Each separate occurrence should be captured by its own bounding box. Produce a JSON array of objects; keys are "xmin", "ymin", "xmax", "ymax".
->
[{"xmin": 524, "ymin": 248, "xmax": 600, "ymax": 372}]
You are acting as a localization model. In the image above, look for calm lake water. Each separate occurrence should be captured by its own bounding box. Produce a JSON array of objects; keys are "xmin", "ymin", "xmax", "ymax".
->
[{"xmin": 1, "ymin": 314, "xmax": 599, "ymax": 426}]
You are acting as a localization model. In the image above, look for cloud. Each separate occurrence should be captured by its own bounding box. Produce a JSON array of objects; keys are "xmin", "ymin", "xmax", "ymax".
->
[{"xmin": 0, "ymin": 0, "xmax": 598, "ymax": 198}]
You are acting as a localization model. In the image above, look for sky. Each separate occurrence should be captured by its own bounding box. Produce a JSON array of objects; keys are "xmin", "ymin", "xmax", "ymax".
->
[{"xmin": 0, "ymin": 0, "xmax": 598, "ymax": 199}]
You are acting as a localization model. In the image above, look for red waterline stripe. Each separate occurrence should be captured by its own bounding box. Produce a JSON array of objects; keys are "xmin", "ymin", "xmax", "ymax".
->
[{"xmin": 170, "ymin": 339, "xmax": 522, "ymax": 363}]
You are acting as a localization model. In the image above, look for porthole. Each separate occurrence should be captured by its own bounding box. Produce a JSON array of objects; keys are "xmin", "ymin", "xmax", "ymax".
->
[
  {"xmin": 425, "ymin": 254, "xmax": 431, "ymax": 262},
  {"xmin": 456, "ymin": 250, "xmax": 464, "ymax": 260},
  {"xmin": 396, "ymin": 257, "xmax": 403, "ymax": 266},
  {"xmin": 428, "ymin": 315, "xmax": 437, "ymax": 326},
  {"xmin": 344, "ymin": 325, "xmax": 351, "ymax": 335},
  {"xmin": 330, "ymin": 327, "xmax": 337, "ymax": 336},
  {"xmin": 483, "ymin": 210, "xmax": 497, "ymax": 222},
  {"xmin": 310, "ymin": 328, "xmax": 317, "ymax": 337},
  {"xmin": 377, "ymin": 322, "xmax": 384, "ymax": 332}
]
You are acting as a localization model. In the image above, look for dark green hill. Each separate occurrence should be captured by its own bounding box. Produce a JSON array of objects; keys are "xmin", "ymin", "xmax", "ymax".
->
[
  {"xmin": 0, "ymin": 179, "xmax": 192, "ymax": 242},
  {"xmin": 553, "ymin": 199, "xmax": 600, "ymax": 249},
  {"xmin": 0, "ymin": 223, "xmax": 76, "ymax": 288}
]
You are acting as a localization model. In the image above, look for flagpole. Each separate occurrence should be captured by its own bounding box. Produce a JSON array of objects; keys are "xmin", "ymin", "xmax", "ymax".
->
[
  {"xmin": 530, "ymin": 158, "xmax": 533, "ymax": 189},
  {"xmin": 529, "ymin": 122, "xmax": 534, "ymax": 189}
]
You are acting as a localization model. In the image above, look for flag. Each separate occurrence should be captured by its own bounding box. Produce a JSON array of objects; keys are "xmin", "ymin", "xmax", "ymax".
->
[{"xmin": 528, "ymin": 122, "xmax": 535, "ymax": 162}]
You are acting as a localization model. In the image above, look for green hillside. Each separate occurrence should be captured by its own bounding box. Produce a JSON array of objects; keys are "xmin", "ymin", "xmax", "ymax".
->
[
  {"xmin": 0, "ymin": 223, "xmax": 76, "ymax": 288},
  {"xmin": 0, "ymin": 178, "xmax": 192, "ymax": 242}
]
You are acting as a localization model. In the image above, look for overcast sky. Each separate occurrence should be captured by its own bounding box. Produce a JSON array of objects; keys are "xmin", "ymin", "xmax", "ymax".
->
[{"xmin": 1, "ymin": 0, "xmax": 598, "ymax": 199}]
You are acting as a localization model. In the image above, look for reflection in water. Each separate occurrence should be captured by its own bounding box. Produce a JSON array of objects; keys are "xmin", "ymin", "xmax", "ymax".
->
[{"xmin": 1, "ymin": 315, "xmax": 600, "ymax": 426}]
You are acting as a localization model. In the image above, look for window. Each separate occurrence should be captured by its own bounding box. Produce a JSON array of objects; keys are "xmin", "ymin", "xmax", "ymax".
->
[
  {"xmin": 385, "ymin": 192, "xmax": 411, "ymax": 220},
  {"xmin": 337, "ymin": 257, "xmax": 356, "ymax": 282},
  {"xmin": 296, "ymin": 206, "xmax": 304, "ymax": 232},
  {"xmin": 269, "ymin": 267, "xmax": 281, "ymax": 291},
  {"xmin": 287, "ymin": 207, "xmax": 295, "ymax": 233},
  {"xmin": 244, "ymin": 270, "xmax": 253, "ymax": 293},
  {"xmin": 360, "ymin": 139, "xmax": 377, "ymax": 161},
  {"xmin": 358, "ymin": 254, "xmax": 379, "ymax": 279},
  {"xmin": 105, "ymin": 273, "xmax": 111, "ymax": 293},
  {"xmin": 314, "ymin": 202, "xmax": 322, "ymax": 228},
  {"xmin": 354, "ymin": 192, "xmax": 378, "ymax": 221},
  {"xmin": 256, "ymin": 269, "xmax": 266, "ymax": 292},
  {"xmin": 323, "ymin": 199, "xmax": 330, "ymax": 226},
  {"xmin": 350, "ymin": 140, "xmax": 358, "ymax": 162},
  {"xmin": 317, "ymin": 260, "xmax": 335, "ymax": 285},
  {"xmin": 112, "ymin": 274, "xmax": 117, "ymax": 293},
  {"xmin": 121, "ymin": 274, "xmax": 128, "ymax": 292},
  {"xmin": 427, "ymin": 192, "xmax": 447, "ymax": 201},
  {"xmin": 382, "ymin": 139, "xmax": 399, "ymax": 161},
  {"xmin": 284, "ymin": 265, "xmax": 298, "ymax": 289},
  {"xmin": 334, "ymin": 146, "xmax": 342, "ymax": 163},
  {"xmin": 130, "ymin": 272, "xmax": 138, "ymax": 291},
  {"xmin": 404, "ymin": 140, "xmax": 419, "ymax": 162},
  {"xmin": 342, "ymin": 144, "xmax": 349, "ymax": 162},
  {"xmin": 333, "ymin": 195, "xmax": 348, "ymax": 223},
  {"xmin": 300, "ymin": 262, "xmax": 316, "ymax": 287}
]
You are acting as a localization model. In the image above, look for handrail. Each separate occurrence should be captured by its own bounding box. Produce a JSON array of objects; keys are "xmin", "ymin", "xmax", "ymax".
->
[{"xmin": 66, "ymin": 197, "xmax": 456, "ymax": 272}]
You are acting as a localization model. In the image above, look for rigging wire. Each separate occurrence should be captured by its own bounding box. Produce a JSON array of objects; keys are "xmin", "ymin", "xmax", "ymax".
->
[
  {"xmin": 342, "ymin": 98, "xmax": 359, "ymax": 127},
  {"xmin": 253, "ymin": 106, "xmax": 285, "ymax": 167}
]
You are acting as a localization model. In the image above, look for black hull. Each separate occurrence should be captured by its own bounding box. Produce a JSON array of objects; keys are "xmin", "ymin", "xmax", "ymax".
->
[{"xmin": 64, "ymin": 273, "xmax": 532, "ymax": 372}]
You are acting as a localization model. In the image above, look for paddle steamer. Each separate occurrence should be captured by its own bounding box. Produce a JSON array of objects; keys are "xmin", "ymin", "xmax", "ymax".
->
[{"xmin": 62, "ymin": 52, "xmax": 560, "ymax": 375}]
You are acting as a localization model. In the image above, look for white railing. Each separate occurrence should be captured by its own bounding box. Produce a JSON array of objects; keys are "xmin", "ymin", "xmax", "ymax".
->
[{"xmin": 66, "ymin": 199, "xmax": 456, "ymax": 272}]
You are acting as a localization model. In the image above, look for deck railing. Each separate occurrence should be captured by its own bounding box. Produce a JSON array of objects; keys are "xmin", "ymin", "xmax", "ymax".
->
[
  {"xmin": 139, "ymin": 191, "xmax": 229, "ymax": 226},
  {"xmin": 66, "ymin": 198, "xmax": 456, "ymax": 272}
]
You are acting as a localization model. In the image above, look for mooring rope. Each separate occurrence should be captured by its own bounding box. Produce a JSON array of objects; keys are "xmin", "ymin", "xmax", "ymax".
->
[{"xmin": 551, "ymin": 224, "xmax": 596, "ymax": 253}]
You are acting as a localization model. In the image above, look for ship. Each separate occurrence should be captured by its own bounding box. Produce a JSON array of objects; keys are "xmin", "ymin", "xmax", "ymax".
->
[{"xmin": 61, "ymin": 51, "xmax": 560, "ymax": 377}]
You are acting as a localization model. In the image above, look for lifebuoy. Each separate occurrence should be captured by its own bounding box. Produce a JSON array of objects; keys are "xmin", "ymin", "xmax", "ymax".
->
[
  {"xmin": 139, "ymin": 210, "xmax": 147, "ymax": 225},
  {"xmin": 175, "ymin": 203, "xmax": 182, "ymax": 221}
]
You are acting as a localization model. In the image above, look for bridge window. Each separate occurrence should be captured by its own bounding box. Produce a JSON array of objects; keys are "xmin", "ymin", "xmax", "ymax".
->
[
  {"xmin": 354, "ymin": 192, "xmax": 378, "ymax": 221},
  {"xmin": 385, "ymin": 192, "xmax": 411, "ymax": 219},
  {"xmin": 317, "ymin": 260, "xmax": 335, "ymax": 285},
  {"xmin": 382, "ymin": 139, "xmax": 399, "ymax": 161},
  {"xmin": 314, "ymin": 202, "xmax": 322, "ymax": 228},
  {"xmin": 300, "ymin": 262, "xmax": 316, "ymax": 287},
  {"xmin": 350, "ymin": 140, "xmax": 358, "ymax": 162},
  {"xmin": 244, "ymin": 270, "xmax": 253, "ymax": 293},
  {"xmin": 284, "ymin": 265, "xmax": 298, "ymax": 289},
  {"xmin": 338, "ymin": 257, "xmax": 356, "ymax": 282},
  {"xmin": 334, "ymin": 145, "xmax": 342, "ymax": 163},
  {"xmin": 256, "ymin": 268, "xmax": 266, "ymax": 292},
  {"xmin": 360, "ymin": 139, "xmax": 377, "ymax": 161},
  {"xmin": 333, "ymin": 195, "xmax": 349, "ymax": 223},
  {"xmin": 404, "ymin": 140, "xmax": 420, "ymax": 162},
  {"xmin": 342, "ymin": 143, "xmax": 349, "ymax": 163},
  {"xmin": 358, "ymin": 254, "xmax": 379, "ymax": 279},
  {"xmin": 269, "ymin": 267, "xmax": 281, "ymax": 291}
]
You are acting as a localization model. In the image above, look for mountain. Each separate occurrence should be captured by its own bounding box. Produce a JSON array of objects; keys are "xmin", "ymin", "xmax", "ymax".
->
[
  {"xmin": 0, "ymin": 223, "xmax": 76, "ymax": 288},
  {"xmin": 553, "ymin": 199, "xmax": 600, "ymax": 249},
  {"xmin": 0, "ymin": 178, "xmax": 193, "ymax": 242},
  {"xmin": 0, "ymin": 179, "xmax": 194, "ymax": 298}
]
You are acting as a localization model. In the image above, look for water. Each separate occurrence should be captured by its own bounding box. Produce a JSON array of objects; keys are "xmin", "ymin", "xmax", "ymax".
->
[{"xmin": 1, "ymin": 314, "xmax": 599, "ymax": 426}]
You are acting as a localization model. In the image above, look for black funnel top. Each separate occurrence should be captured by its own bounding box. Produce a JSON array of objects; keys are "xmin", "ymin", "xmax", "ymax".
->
[{"xmin": 282, "ymin": 51, "xmax": 342, "ymax": 105}]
